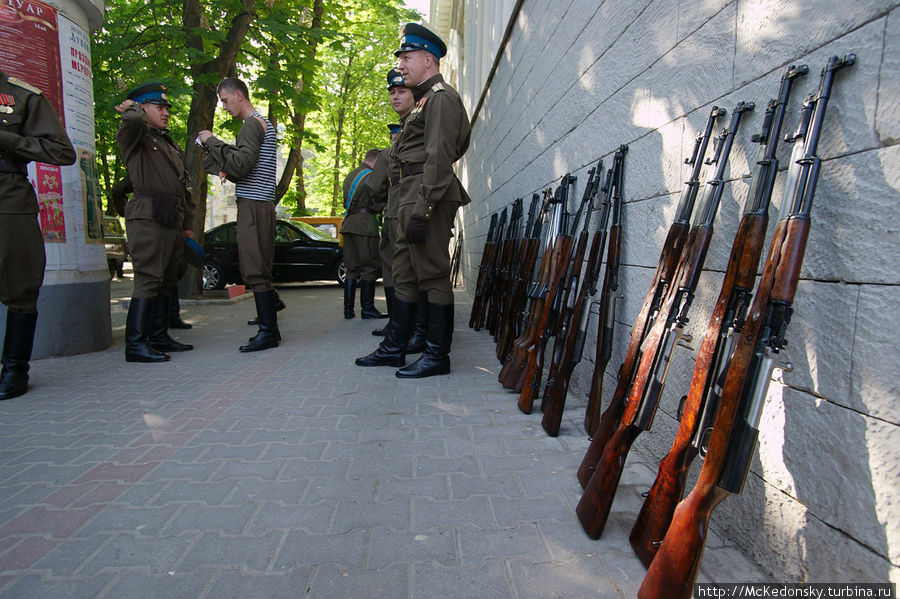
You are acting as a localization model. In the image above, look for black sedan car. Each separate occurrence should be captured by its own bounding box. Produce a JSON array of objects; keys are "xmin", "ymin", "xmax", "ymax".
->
[{"xmin": 202, "ymin": 219, "xmax": 345, "ymax": 290}]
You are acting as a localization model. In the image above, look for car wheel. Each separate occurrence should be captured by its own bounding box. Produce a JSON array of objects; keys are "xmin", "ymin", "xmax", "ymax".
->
[
  {"xmin": 335, "ymin": 259, "xmax": 347, "ymax": 288},
  {"xmin": 202, "ymin": 260, "xmax": 226, "ymax": 290}
]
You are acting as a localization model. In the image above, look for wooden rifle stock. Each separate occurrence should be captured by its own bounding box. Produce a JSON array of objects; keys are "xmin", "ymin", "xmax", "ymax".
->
[
  {"xmin": 514, "ymin": 233, "xmax": 574, "ymax": 403},
  {"xmin": 583, "ymin": 220, "xmax": 620, "ymax": 435},
  {"xmin": 576, "ymin": 106, "xmax": 725, "ymax": 488},
  {"xmin": 630, "ymin": 63, "xmax": 808, "ymax": 565},
  {"xmin": 629, "ymin": 214, "xmax": 766, "ymax": 563},
  {"xmin": 584, "ymin": 151, "xmax": 627, "ymax": 435},
  {"xmin": 639, "ymin": 55, "xmax": 853, "ymax": 598},
  {"xmin": 469, "ymin": 213, "xmax": 499, "ymax": 329},
  {"xmin": 487, "ymin": 199, "xmax": 522, "ymax": 336},
  {"xmin": 517, "ymin": 171, "xmax": 587, "ymax": 407},
  {"xmin": 477, "ymin": 207, "xmax": 507, "ymax": 331},
  {"xmin": 543, "ymin": 150, "xmax": 624, "ymax": 435},
  {"xmin": 499, "ymin": 184, "xmax": 567, "ymax": 387},
  {"xmin": 576, "ymin": 101, "xmax": 752, "ymax": 538},
  {"xmin": 541, "ymin": 227, "xmax": 605, "ymax": 435},
  {"xmin": 496, "ymin": 194, "xmax": 546, "ymax": 362}
]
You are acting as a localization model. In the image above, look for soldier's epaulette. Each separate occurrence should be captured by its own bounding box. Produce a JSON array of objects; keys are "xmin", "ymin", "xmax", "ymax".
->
[
  {"xmin": 7, "ymin": 77, "xmax": 42, "ymax": 95},
  {"xmin": 431, "ymin": 82, "xmax": 445, "ymax": 93}
]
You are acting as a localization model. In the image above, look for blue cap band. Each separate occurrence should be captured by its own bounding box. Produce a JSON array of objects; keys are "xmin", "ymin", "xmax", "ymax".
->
[
  {"xmin": 397, "ymin": 34, "xmax": 441, "ymax": 59},
  {"xmin": 388, "ymin": 124, "xmax": 402, "ymax": 134},
  {"xmin": 133, "ymin": 91, "xmax": 169, "ymax": 105}
]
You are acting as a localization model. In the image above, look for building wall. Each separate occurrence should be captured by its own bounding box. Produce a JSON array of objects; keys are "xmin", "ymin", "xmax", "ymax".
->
[{"xmin": 442, "ymin": 0, "xmax": 899, "ymax": 584}]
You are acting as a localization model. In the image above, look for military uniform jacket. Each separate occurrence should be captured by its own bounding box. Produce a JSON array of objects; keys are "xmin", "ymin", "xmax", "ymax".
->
[
  {"xmin": 0, "ymin": 71, "xmax": 76, "ymax": 214},
  {"xmin": 116, "ymin": 104, "xmax": 194, "ymax": 230},
  {"xmin": 358, "ymin": 146, "xmax": 403, "ymax": 220},
  {"xmin": 202, "ymin": 116, "xmax": 266, "ymax": 186},
  {"xmin": 393, "ymin": 74, "xmax": 470, "ymax": 215},
  {"xmin": 341, "ymin": 162, "xmax": 378, "ymax": 237}
]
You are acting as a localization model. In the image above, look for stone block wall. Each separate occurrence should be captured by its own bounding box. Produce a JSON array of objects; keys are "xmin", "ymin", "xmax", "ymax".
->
[{"xmin": 452, "ymin": 0, "xmax": 899, "ymax": 583}]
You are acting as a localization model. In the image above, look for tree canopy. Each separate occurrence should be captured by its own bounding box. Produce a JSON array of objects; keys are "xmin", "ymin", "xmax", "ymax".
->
[{"xmin": 93, "ymin": 0, "xmax": 420, "ymax": 219}]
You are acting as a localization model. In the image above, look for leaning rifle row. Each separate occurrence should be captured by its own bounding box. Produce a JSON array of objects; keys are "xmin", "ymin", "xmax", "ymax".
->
[{"xmin": 467, "ymin": 55, "xmax": 855, "ymax": 596}]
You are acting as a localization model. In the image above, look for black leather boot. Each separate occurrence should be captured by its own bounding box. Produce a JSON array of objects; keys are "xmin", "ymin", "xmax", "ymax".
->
[
  {"xmin": 249, "ymin": 290, "xmax": 284, "ymax": 325},
  {"xmin": 169, "ymin": 285, "xmax": 192, "ymax": 329},
  {"xmin": 355, "ymin": 296, "xmax": 415, "ymax": 367},
  {"xmin": 344, "ymin": 279, "xmax": 358, "ymax": 319},
  {"xmin": 240, "ymin": 290, "xmax": 280, "ymax": 352},
  {"xmin": 126, "ymin": 298, "xmax": 170, "ymax": 363},
  {"xmin": 404, "ymin": 291, "xmax": 428, "ymax": 352},
  {"xmin": 0, "ymin": 311, "xmax": 38, "ymax": 400},
  {"xmin": 360, "ymin": 279, "xmax": 387, "ymax": 319},
  {"xmin": 149, "ymin": 293, "xmax": 193, "ymax": 352},
  {"xmin": 396, "ymin": 302, "xmax": 453, "ymax": 378},
  {"xmin": 372, "ymin": 286, "xmax": 395, "ymax": 336}
]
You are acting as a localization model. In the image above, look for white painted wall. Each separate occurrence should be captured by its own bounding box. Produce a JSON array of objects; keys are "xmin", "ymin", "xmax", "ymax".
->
[{"xmin": 442, "ymin": 0, "xmax": 899, "ymax": 584}]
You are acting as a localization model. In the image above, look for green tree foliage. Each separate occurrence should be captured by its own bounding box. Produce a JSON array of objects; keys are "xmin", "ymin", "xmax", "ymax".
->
[
  {"xmin": 92, "ymin": 0, "xmax": 418, "ymax": 225},
  {"xmin": 302, "ymin": 0, "xmax": 419, "ymax": 216}
]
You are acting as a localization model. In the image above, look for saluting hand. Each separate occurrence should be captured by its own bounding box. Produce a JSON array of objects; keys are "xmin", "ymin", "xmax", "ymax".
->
[{"xmin": 114, "ymin": 99, "xmax": 136, "ymax": 113}]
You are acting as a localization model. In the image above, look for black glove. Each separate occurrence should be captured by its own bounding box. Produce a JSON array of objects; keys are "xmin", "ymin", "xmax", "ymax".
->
[{"xmin": 405, "ymin": 214, "xmax": 430, "ymax": 244}]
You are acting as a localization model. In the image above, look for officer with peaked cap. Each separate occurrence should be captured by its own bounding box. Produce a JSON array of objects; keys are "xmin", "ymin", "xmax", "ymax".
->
[
  {"xmin": 356, "ymin": 23, "xmax": 471, "ymax": 378},
  {"xmin": 0, "ymin": 70, "xmax": 75, "ymax": 400},
  {"xmin": 357, "ymin": 69, "xmax": 418, "ymax": 337},
  {"xmin": 115, "ymin": 82, "xmax": 195, "ymax": 363}
]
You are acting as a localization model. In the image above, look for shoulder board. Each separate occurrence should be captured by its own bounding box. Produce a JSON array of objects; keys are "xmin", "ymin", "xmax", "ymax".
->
[
  {"xmin": 7, "ymin": 77, "xmax": 42, "ymax": 95},
  {"xmin": 431, "ymin": 82, "xmax": 445, "ymax": 93}
]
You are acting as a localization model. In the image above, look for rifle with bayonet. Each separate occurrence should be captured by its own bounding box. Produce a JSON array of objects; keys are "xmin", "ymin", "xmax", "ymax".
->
[
  {"xmin": 577, "ymin": 101, "xmax": 754, "ymax": 539},
  {"xmin": 516, "ymin": 171, "xmax": 594, "ymax": 413},
  {"xmin": 538, "ymin": 161, "xmax": 602, "ymax": 411},
  {"xmin": 630, "ymin": 64, "xmax": 808, "ymax": 567},
  {"xmin": 496, "ymin": 193, "xmax": 544, "ymax": 362},
  {"xmin": 583, "ymin": 147, "xmax": 627, "ymax": 436},
  {"xmin": 498, "ymin": 178, "xmax": 571, "ymax": 389},
  {"xmin": 477, "ymin": 206, "xmax": 507, "ymax": 331},
  {"xmin": 450, "ymin": 235, "xmax": 462, "ymax": 288},
  {"xmin": 469, "ymin": 212, "xmax": 499, "ymax": 329},
  {"xmin": 576, "ymin": 106, "xmax": 726, "ymax": 488},
  {"xmin": 639, "ymin": 55, "xmax": 855, "ymax": 599},
  {"xmin": 542, "ymin": 149, "xmax": 626, "ymax": 436},
  {"xmin": 487, "ymin": 198, "xmax": 524, "ymax": 337}
]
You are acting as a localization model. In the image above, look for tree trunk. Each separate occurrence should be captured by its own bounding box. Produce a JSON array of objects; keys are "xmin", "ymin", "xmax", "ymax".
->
[{"xmin": 180, "ymin": 0, "xmax": 257, "ymax": 297}]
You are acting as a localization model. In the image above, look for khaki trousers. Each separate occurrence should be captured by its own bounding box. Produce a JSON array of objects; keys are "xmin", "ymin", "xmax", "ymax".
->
[
  {"xmin": 343, "ymin": 232, "xmax": 381, "ymax": 281},
  {"xmin": 126, "ymin": 217, "xmax": 181, "ymax": 299},
  {"xmin": 236, "ymin": 197, "xmax": 275, "ymax": 292},
  {"xmin": 393, "ymin": 199, "xmax": 457, "ymax": 305},
  {"xmin": 0, "ymin": 214, "xmax": 44, "ymax": 312}
]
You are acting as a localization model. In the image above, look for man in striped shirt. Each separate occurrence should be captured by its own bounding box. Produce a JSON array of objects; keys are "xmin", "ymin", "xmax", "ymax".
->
[{"xmin": 199, "ymin": 78, "xmax": 279, "ymax": 352}]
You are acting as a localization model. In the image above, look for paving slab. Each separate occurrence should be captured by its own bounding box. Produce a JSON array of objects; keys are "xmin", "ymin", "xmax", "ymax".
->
[{"xmin": 0, "ymin": 280, "xmax": 769, "ymax": 597}]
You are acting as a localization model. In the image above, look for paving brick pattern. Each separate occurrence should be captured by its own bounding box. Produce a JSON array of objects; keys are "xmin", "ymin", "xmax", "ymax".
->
[{"xmin": 0, "ymin": 283, "xmax": 768, "ymax": 597}]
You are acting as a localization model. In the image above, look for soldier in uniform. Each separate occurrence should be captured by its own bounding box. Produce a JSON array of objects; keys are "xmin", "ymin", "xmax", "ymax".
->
[
  {"xmin": 361, "ymin": 70, "xmax": 422, "ymax": 343},
  {"xmin": 356, "ymin": 23, "xmax": 471, "ymax": 378},
  {"xmin": 109, "ymin": 176, "xmax": 192, "ymax": 329},
  {"xmin": 115, "ymin": 83, "xmax": 195, "ymax": 363},
  {"xmin": 0, "ymin": 70, "xmax": 76, "ymax": 399},
  {"xmin": 198, "ymin": 77, "xmax": 279, "ymax": 352},
  {"xmin": 340, "ymin": 148, "xmax": 386, "ymax": 320}
]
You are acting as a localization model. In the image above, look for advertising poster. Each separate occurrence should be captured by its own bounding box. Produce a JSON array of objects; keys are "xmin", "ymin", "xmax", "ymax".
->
[
  {"xmin": 33, "ymin": 163, "xmax": 65, "ymax": 241},
  {"xmin": 0, "ymin": 0, "xmax": 66, "ymax": 242},
  {"xmin": 78, "ymin": 148, "xmax": 102, "ymax": 243}
]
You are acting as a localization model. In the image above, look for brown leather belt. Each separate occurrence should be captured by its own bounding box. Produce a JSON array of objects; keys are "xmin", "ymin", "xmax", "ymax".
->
[
  {"xmin": 400, "ymin": 162, "xmax": 425, "ymax": 178},
  {"xmin": 349, "ymin": 207, "xmax": 373, "ymax": 215}
]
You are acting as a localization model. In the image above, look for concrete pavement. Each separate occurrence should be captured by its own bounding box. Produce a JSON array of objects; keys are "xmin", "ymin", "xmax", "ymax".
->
[{"xmin": 0, "ymin": 277, "xmax": 766, "ymax": 598}]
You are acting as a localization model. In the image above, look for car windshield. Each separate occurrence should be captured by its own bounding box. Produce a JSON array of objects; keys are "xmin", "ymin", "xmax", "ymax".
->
[{"xmin": 292, "ymin": 220, "xmax": 334, "ymax": 242}]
